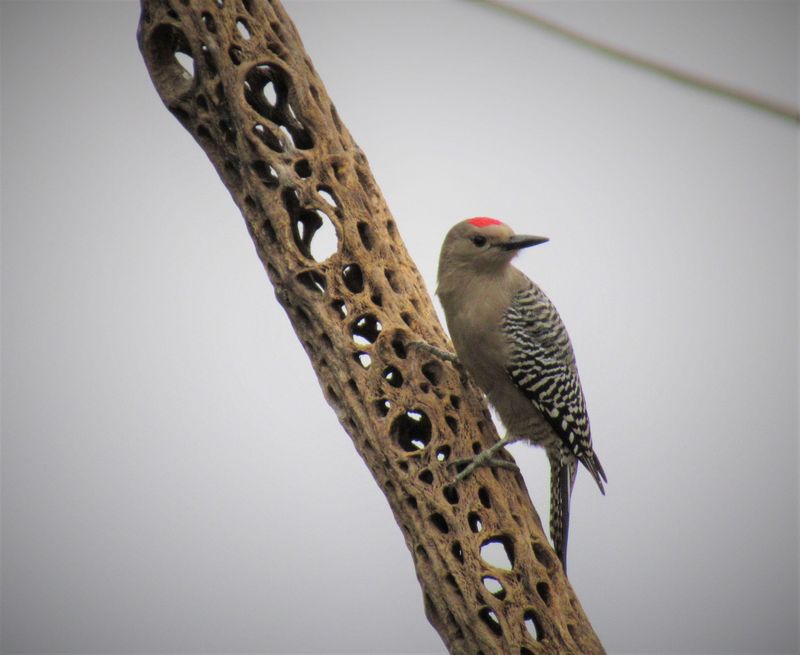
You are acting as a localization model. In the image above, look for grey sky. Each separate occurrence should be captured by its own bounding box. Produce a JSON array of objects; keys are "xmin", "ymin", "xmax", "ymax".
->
[{"xmin": 1, "ymin": 1, "xmax": 797, "ymax": 653}]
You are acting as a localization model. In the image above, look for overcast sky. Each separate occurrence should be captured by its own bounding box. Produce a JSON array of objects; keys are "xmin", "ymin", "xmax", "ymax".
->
[{"xmin": 2, "ymin": 1, "xmax": 798, "ymax": 654}]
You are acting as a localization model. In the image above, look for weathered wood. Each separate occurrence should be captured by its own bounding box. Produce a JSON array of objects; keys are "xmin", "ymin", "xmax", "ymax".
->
[{"xmin": 136, "ymin": 2, "xmax": 605, "ymax": 652}]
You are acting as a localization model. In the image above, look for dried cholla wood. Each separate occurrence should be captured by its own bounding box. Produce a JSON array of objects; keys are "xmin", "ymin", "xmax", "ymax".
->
[{"xmin": 136, "ymin": 1, "xmax": 606, "ymax": 653}]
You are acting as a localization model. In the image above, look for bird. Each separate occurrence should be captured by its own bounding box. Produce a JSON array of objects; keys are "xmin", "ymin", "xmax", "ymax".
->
[{"xmin": 435, "ymin": 216, "xmax": 606, "ymax": 573}]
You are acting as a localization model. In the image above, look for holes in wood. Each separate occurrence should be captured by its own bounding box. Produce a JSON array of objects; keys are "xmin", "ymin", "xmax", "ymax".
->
[
  {"xmin": 391, "ymin": 410, "xmax": 431, "ymax": 452},
  {"xmin": 536, "ymin": 581, "xmax": 551, "ymax": 606},
  {"xmin": 175, "ymin": 51, "xmax": 194, "ymax": 78},
  {"xmin": 435, "ymin": 445, "xmax": 451, "ymax": 462},
  {"xmin": 478, "ymin": 607, "xmax": 502, "ymax": 637},
  {"xmin": 147, "ymin": 24, "xmax": 195, "ymax": 94},
  {"xmin": 295, "ymin": 159, "xmax": 312, "ymax": 178},
  {"xmin": 421, "ymin": 360, "xmax": 442, "ymax": 385},
  {"xmin": 296, "ymin": 270, "xmax": 326, "ymax": 295},
  {"xmin": 482, "ymin": 576, "xmax": 506, "ymax": 600},
  {"xmin": 331, "ymin": 300, "xmax": 347, "ymax": 319},
  {"xmin": 201, "ymin": 45, "xmax": 218, "ymax": 77},
  {"xmin": 354, "ymin": 352, "xmax": 372, "ymax": 369},
  {"xmin": 442, "ymin": 485, "xmax": 459, "ymax": 505},
  {"xmin": 480, "ymin": 536, "xmax": 515, "ymax": 570},
  {"xmin": 418, "ymin": 469, "xmax": 434, "ymax": 484},
  {"xmin": 253, "ymin": 122, "xmax": 283, "ymax": 152},
  {"xmin": 317, "ymin": 186, "xmax": 338, "ymax": 208},
  {"xmin": 244, "ymin": 63, "xmax": 313, "ymax": 150},
  {"xmin": 223, "ymin": 158, "xmax": 242, "ymax": 188},
  {"xmin": 236, "ymin": 17, "xmax": 251, "ymax": 39},
  {"xmin": 374, "ymin": 398, "xmax": 391, "ymax": 417},
  {"xmin": 382, "ymin": 365, "xmax": 403, "ymax": 388},
  {"xmin": 283, "ymin": 188, "xmax": 337, "ymax": 261},
  {"xmin": 252, "ymin": 160, "xmax": 279, "ymax": 187},
  {"xmin": 391, "ymin": 334, "xmax": 407, "ymax": 359},
  {"xmin": 228, "ymin": 45, "xmax": 243, "ymax": 65},
  {"xmin": 451, "ymin": 541, "xmax": 464, "ymax": 563},
  {"xmin": 342, "ymin": 264, "xmax": 364, "ymax": 293},
  {"xmin": 524, "ymin": 610, "xmax": 542, "ymax": 641},
  {"xmin": 217, "ymin": 118, "xmax": 235, "ymax": 145},
  {"xmin": 351, "ymin": 313, "xmax": 382, "ymax": 345},
  {"xmin": 326, "ymin": 385, "xmax": 339, "ymax": 406},
  {"xmin": 478, "ymin": 487, "xmax": 492, "ymax": 509},
  {"xmin": 262, "ymin": 217, "xmax": 277, "ymax": 243},
  {"xmin": 445, "ymin": 415, "xmax": 458, "ymax": 434},
  {"xmin": 429, "ymin": 512, "xmax": 449, "ymax": 534},
  {"xmin": 263, "ymin": 78, "xmax": 278, "ymax": 106},
  {"xmin": 450, "ymin": 394, "xmax": 460, "ymax": 410},
  {"xmin": 357, "ymin": 221, "xmax": 372, "ymax": 250},
  {"xmin": 468, "ymin": 512, "xmax": 483, "ymax": 533},
  {"xmin": 532, "ymin": 541, "xmax": 554, "ymax": 570},
  {"xmin": 405, "ymin": 495, "xmax": 418, "ymax": 509},
  {"xmin": 201, "ymin": 12, "xmax": 217, "ymax": 32},
  {"xmin": 279, "ymin": 125, "xmax": 300, "ymax": 149}
]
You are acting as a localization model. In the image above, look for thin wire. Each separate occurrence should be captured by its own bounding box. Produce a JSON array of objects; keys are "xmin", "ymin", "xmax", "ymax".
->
[{"xmin": 473, "ymin": 0, "xmax": 800, "ymax": 125}]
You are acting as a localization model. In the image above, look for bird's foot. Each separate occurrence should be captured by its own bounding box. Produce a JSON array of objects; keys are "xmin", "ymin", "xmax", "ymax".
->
[
  {"xmin": 452, "ymin": 434, "xmax": 520, "ymax": 481},
  {"xmin": 408, "ymin": 341, "xmax": 461, "ymax": 366},
  {"xmin": 451, "ymin": 433, "xmax": 519, "ymax": 481},
  {"xmin": 453, "ymin": 454, "xmax": 519, "ymax": 481}
]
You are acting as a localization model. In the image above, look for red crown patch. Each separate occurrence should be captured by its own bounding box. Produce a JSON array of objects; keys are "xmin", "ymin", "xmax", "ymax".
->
[{"xmin": 467, "ymin": 217, "xmax": 504, "ymax": 228}]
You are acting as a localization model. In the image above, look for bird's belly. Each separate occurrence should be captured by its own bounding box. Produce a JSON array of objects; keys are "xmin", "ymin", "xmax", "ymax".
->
[
  {"xmin": 451, "ymin": 327, "xmax": 557, "ymax": 449},
  {"xmin": 486, "ymin": 377, "xmax": 560, "ymax": 450}
]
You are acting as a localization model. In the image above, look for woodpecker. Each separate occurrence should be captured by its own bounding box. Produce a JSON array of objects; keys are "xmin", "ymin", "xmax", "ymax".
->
[{"xmin": 435, "ymin": 216, "xmax": 606, "ymax": 573}]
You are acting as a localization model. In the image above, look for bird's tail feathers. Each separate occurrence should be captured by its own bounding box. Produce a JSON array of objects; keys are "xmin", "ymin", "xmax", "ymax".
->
[
  {"xmin": 581, "ymin": 451, "xmax": 607, "ymax": 495},
  {"xmin": 549, "ymin": 458, "xmax": 573, "ymax": 574}
]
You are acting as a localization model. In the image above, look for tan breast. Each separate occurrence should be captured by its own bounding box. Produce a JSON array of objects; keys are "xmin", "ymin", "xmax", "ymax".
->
[{"xmin": 439, "ymin": 267, "xmax": 524, "ymax": 396}]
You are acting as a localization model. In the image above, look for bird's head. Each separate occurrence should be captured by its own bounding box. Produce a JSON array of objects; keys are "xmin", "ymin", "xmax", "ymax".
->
[{"xmin": 437, "ymin": 217, "xmax": 548, "ymax": 282}]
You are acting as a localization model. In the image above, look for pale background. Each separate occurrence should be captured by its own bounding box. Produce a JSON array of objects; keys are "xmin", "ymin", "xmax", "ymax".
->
[{"xmin": 1, "ymin": 1, "xmax": 797, "ymax": 653}]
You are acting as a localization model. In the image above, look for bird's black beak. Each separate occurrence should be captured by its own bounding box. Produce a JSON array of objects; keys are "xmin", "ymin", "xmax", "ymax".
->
[{"xmin": 500, "ymin": 234, "xmax": 549, "ymax": 251}]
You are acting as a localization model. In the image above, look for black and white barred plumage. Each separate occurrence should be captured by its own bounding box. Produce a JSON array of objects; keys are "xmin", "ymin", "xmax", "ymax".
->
[
  {"xmin": 437, "ymin": 218, "xmax": 607, "ymax": 575},
  {"xmin": 503, "ymin": 284, "xmax": 606, "ymax": 566}
]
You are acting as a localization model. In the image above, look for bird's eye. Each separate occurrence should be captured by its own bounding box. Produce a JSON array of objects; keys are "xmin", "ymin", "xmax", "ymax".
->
[{"xmin": 472, "ymin": 235, "xmax": 487, "ymax": 247}]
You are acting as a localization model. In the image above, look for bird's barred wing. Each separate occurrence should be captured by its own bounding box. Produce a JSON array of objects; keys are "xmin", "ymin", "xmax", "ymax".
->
[{"xmin": 503, "ymin": 287, "xmax": 607, "ymax": 492}]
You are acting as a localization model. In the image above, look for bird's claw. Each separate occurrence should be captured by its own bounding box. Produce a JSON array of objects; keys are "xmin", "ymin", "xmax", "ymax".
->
[
  {"xmin": 452, "ymin": 454, "xmax": 520, "ymax": 482},
  {"xmin": 408, "ymin": 341, "xmax": 461, "ymax": 366}
]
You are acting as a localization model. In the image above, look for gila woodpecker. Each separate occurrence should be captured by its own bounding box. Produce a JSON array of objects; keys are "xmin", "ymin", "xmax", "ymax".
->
[{"xmin": 436, "ymin": 217, "xmax": 606, "ymax": 573}]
